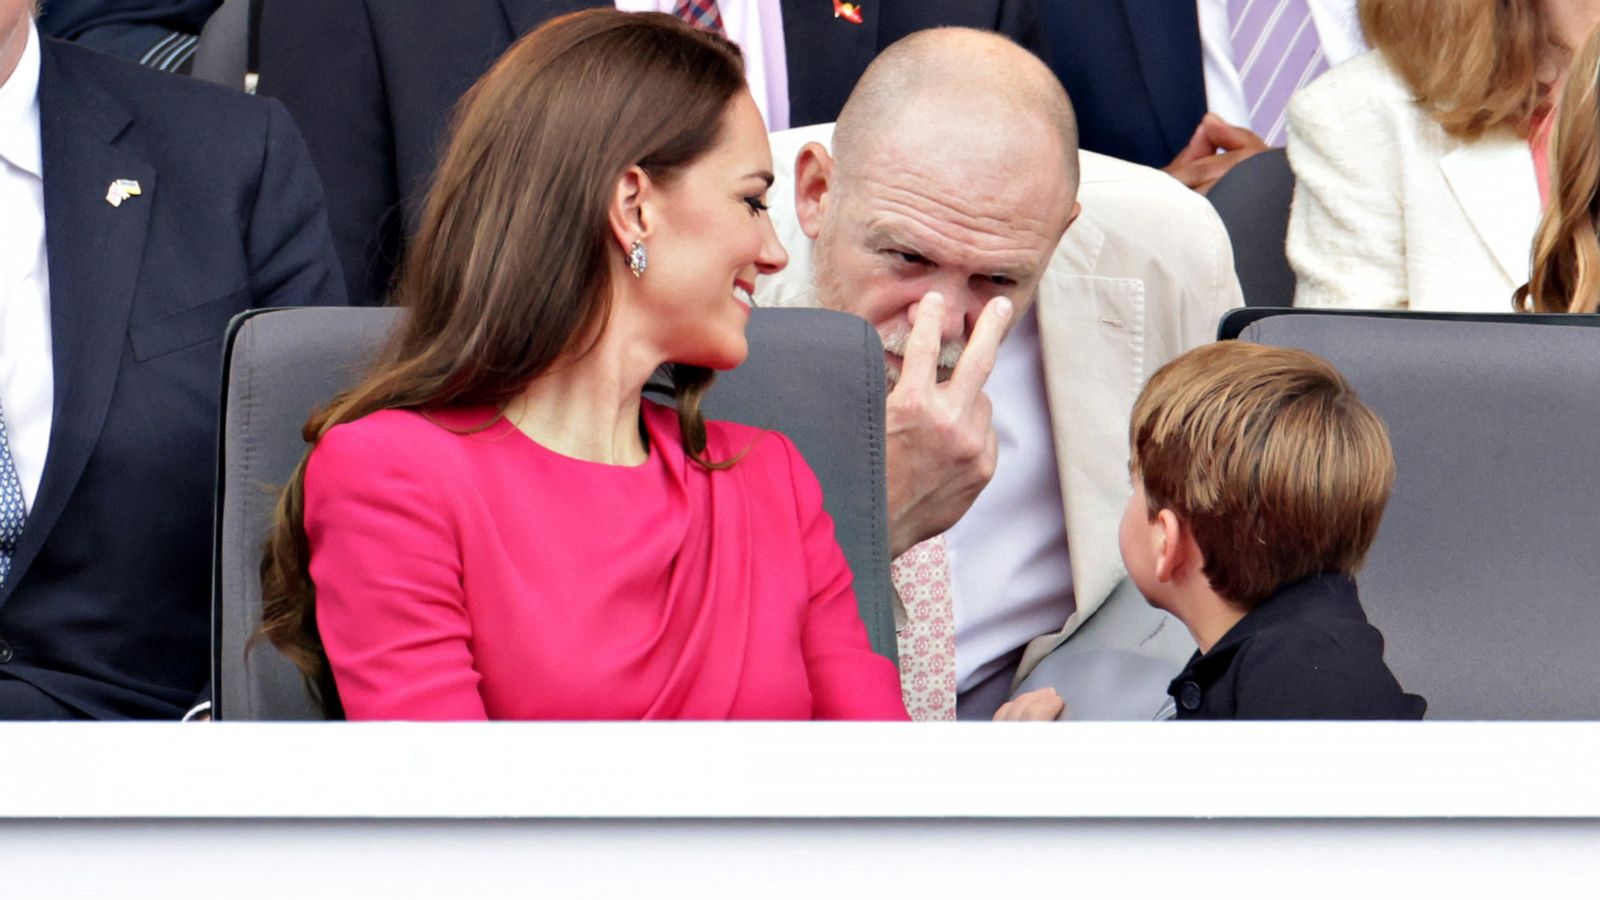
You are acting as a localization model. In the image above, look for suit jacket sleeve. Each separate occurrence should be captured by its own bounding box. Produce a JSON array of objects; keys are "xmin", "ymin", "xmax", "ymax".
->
[
  {"xmin": 192, "ymin": 92, "xmax": 343, "ymax": 715},
  {"xmin": 776, "ymin": 435, "xmax": 910, "ymax": 721},
  {"xmin": 257, "ymin": 0, "xmax": 399, "ymax": 308},
  {"xmin": 1285, "ymin": 55, "xmax": 1409, "ymax": 310},
  {"xmin": 249, "ymin": 98, "xmax": 347, "ymax": 310}
]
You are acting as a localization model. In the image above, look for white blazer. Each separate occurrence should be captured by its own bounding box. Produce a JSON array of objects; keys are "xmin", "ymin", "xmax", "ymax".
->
[
  {"xmin": 1286, "ymin": 51, "xmax": 1541, "ymax": 312},
  {"xmin": 758, "ymin": 124, "xmax": 1240, "ymax": 686}
]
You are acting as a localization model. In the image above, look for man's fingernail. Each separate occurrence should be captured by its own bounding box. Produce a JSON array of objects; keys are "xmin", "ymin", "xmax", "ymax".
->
[{"xmin": 995, "ymin": 297, "xmax": 1013, "ymax": 321}]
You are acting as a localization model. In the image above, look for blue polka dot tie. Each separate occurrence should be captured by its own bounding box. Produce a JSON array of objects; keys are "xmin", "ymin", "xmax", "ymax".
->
[{"xmin": 0, "ymin": 399, "xmax": 27, "ymax": 587}]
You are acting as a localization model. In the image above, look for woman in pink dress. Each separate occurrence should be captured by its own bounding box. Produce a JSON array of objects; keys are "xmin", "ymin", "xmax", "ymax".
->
[{"xmin": 258, "ymin": 10, "xmax": 908, "ymax": 721}]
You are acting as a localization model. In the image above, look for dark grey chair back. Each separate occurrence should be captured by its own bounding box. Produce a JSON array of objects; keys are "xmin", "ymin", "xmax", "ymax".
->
[
  {"xmin": 190, "ymin": 0, "xmax": 251, "ymax": 90},
  {"xmin": 1241, "ymin": 313, "xmax": 1600, "ymax": 719},
  {"xmin": 1208, "ymin": 148, "xmax": 1296, "ymax": 308},
  {"xmin": 214, "ymin": 306, "xmax": 894, "ymax": 720}
]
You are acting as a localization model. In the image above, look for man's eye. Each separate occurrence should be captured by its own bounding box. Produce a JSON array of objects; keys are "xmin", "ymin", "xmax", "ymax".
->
[
  {"xmin": 989, "ymin": 275, "xmax": 1017, "ymax": 287},
  {"xmin": 743, "ymin": 197, "xmax": 769, "ymax": 215},
  {"xmin": 889, "ymin": 250, "xmax": 928, "ymax": 266}
]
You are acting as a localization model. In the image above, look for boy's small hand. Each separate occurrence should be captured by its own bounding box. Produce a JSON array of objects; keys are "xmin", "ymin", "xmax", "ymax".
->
[{"xmin": 993, "ymin": 687, "xmax": 1066, "ymax": 721}]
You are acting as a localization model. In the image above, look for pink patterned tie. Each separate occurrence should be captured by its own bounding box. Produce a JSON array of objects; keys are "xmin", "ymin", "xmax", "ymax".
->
[
  {"xmin": 1229, "ymin": 0, "xmax": 1329, "ymax": 146},
  {"xmin": 672, "ymin": 0, "xmax": 727, "ymax": 36},
  {"xmin": 890, "ymin": 535, "xmax": 957, "ymax": 721}
]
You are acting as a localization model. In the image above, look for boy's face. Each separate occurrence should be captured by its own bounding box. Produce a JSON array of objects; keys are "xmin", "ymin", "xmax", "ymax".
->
[{"xmin": 1119, "ymin": 478, "xmax": 1168, "ymax": 611}]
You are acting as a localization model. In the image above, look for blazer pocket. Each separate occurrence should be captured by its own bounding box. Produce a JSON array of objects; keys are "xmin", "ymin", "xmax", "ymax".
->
[{"xmin": 129, "ymin": 286, "xmax": 252, "ymax": 362}]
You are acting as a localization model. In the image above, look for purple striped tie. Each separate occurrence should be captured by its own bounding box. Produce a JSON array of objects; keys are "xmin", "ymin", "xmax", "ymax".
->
[
  {"xmin": 672, "ymin": 0, "xmax": 726, "ymax": 36},
  {"xmin": 1228, "ymin": 0, "xmax": 1328, "ymax": 146}
]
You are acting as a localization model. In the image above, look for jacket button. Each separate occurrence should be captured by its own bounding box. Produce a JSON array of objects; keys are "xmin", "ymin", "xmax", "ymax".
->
[
  {"xmin": 0, "ymin": 640, "xmax": 13, "ymax": 664},
  {"xmin": 1179, "ymin": 681, "xmax": 1203, "ymax": 711}
]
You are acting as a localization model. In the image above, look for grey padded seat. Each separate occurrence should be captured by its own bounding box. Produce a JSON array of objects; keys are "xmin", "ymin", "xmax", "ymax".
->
[
  {"xmin": 1207, "ymin": 148, "xmax": 1296, "ymax": 309},
  {"xmin": 1240, "ymin": 313, "xmax": 1600, "ymax": 719},
  {"xmin": 214, "ymin": 306, "xmax": 894, "ymax": 720},
  {"xmin": 189, "ymin": 0, "xmax": 251, "ymax": 90}
]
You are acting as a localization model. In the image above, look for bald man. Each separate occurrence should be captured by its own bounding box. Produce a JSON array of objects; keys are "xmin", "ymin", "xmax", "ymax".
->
[{"xmin": 757, "ymin": 29, "xmax": 1242, "ymax": 719}]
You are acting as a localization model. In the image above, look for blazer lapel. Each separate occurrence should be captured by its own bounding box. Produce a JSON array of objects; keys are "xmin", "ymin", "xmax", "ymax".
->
[
  {"xmin": 1120, "ymin": 0, "xmax": 1206, "ymax": 159},
  {"xmin": 0, "ymin": 41, "xmax": 152, "ymax": 607},
  {"xmin": 1015, "ymin": 216, "xmax": 1144, "ymax": 682},
  {"xmin": 781, "ymin": 0, "xmax": 880, "ymax": 127},
  {"xmin": 1438, "ymin": 137, "xmax": 1541, "ymax": 286}
]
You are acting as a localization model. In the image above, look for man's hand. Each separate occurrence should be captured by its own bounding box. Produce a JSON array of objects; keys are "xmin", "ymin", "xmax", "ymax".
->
[
  {"xmin": 885, "ymin": 291, "xmax": 1009, "ymax": 557},
  {"xmin": 1163, "ymin": 113, "xmax": 1269, "ymax": 194},
  {"xmin": 994, "ymin": 687, "xmax": 1066, "ymax": 721}
]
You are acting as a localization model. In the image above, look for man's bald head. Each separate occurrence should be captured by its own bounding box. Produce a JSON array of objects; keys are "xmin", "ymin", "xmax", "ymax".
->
[
  {"xmin": 831, "ymin": 27, "xmax": 1079, "ymax": 197},
  {"xmin": 788, "ymin": 27, "xmax": 1082, "ymax": 393}
]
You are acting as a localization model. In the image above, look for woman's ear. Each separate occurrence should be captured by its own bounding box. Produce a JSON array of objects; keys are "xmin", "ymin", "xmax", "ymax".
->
[{"xmin": 607, "ymin": 165, "xmax": 655, "ymax": 252}]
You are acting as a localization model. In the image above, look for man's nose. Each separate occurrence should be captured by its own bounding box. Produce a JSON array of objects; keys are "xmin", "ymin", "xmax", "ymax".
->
[
  {"xmin": 937, "ymin": 284, "xmax": 984, "ymax": 342},
  {"xmin": 755, "ymin": 214, "xmax": 788, "ymax": 274}
]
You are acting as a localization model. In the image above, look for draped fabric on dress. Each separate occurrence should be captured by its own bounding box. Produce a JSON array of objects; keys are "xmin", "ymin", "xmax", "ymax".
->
[{"xmin": 303, "ymin": 401, "xmax": 907, "ymax": 721}]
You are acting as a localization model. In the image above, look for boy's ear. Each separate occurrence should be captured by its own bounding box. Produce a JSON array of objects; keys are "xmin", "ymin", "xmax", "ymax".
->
[{"xmin": 1152, "ymin": 509, "xmax": 1192, "ymax": 584}]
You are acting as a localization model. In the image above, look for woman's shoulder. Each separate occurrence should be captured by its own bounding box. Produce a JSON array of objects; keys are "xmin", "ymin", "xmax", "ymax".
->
[
  {"xmin": 703, "ymin": 416, "xmax": 798, "ymax": 467},
  {"xmin": 1292, "ymin": 49, "xmax": 1415, "ymax": 119},
  {"xmin": 641, "ymin": 401, "xmax": 791, "ymax": 458},
  {"xmin": 311, "ymin": 407, "xmax": 501, "ymax": 475}
]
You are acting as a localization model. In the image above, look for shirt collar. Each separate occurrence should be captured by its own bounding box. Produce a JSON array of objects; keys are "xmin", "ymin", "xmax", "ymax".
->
[
  {"xmin": 1167, "ymin": 572, "xmax": 1364, "ymax": 690},
  {"xmin": 0, "ymin": 18, "xmax": 43, "ymax": 180}
]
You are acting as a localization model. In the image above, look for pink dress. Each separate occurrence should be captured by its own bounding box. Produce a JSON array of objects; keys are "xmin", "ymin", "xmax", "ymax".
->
[{"xmin": 303, "ymin": 401, "xmax": 908, "ymax": 721}]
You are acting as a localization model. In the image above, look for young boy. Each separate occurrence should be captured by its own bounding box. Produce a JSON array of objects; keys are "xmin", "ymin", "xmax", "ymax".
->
[{"xmin": 1120, "ymin": 341, "xmax": 1425, "ymax": 720}]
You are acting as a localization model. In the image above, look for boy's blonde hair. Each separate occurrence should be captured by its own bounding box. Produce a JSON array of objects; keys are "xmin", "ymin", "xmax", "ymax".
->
[{"xmin": 1131, "ymin": 342, "xmax": 1396, "ymax": 608}]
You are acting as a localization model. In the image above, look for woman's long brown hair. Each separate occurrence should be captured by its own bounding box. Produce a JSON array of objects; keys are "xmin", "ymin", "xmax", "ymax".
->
[
  {"xmin": 258, "ymin": 11, "xmax": 747, "ymax": 715},
  {"xmin": 1517, "ymin": 23, "xmax": 1600, "ymax": 313},
  {"xmin": 1362, "ymin": 0, "xmax": 1551, "ymax": 139}
]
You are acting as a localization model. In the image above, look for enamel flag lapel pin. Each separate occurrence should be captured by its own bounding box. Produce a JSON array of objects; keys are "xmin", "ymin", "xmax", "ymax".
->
[
  {"xmin": 832, "ymin": 0, "xmax": 862, "ymax": 24},
  {"xmin": 105, "ymin": 179, "xmax": 142, "ymax": 207}
]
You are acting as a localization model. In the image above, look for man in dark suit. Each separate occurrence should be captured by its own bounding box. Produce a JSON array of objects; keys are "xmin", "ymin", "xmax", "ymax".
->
[
  {"xmin": 256, "ymin": 0, "xmax": 1046, "ymax": 308},
  {"xmin": 36, "ymin": 0, "xmax": 220, "ymax": 71},
  {"xmin": 1042, "ymin": 0, "xmax": 1360, "ymax": 193},
  {"xmin": 0, "ymin": 0, "xmax": 343, "ymax": 718}
]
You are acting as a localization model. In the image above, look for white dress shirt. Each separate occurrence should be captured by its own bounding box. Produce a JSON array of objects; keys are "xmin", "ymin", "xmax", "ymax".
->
[
  {"xmin": 612, "ymin": 0, "xmax": 789, "ymax": 131},
  {"xmin": 944, "ymin": 306, "xmax": 1074, "ymax": 694},
  {"xmin": 0, "ymin": 20, "xmax": 52, "ymax": 512},
  {"xmin": 1196, "ymin": 0, "xmax": 1365, "ymax": 130}
]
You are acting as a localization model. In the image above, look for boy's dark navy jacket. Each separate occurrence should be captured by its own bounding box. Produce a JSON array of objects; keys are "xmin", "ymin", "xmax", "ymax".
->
[{"xmin": 1168, "ymin": 573, "xmax": 1427, "ymax": 720}]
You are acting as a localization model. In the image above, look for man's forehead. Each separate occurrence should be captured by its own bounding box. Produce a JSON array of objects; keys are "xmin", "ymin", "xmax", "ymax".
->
[{"xmin": 850, "ymin": 135, "xmax": 1070, "ymax": 225}]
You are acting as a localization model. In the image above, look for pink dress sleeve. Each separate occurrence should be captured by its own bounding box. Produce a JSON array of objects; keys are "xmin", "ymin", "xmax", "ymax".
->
[
  {"xmin": 303, "ymin": 419, "xmax": 488, "ymax": 720},
  {"xmin": 775, "ymin": 435, "xmax": 910, "ymax": 721}
]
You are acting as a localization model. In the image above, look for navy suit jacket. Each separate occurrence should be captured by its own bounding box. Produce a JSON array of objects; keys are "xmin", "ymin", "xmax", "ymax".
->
[
  {"xmin": 1043, "ymin": 0, "xmax": 1206, "ymax": 169},
  {"xmin": 256, "ymin": 0, "xmax": 1046, "ymax": 308},
  {"xmin": 0, "ymin": 39, "xmax": 344, "ymax": 719}
]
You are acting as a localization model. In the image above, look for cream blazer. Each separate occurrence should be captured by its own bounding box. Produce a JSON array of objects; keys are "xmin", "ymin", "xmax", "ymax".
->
[
  {"xmin": 1286, "ymin": 51, "xmax": 1542, "ymax": 312},
  {"xmin": 759, "ymin": 124, "xmax": 1240, "ymax": 686}
]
